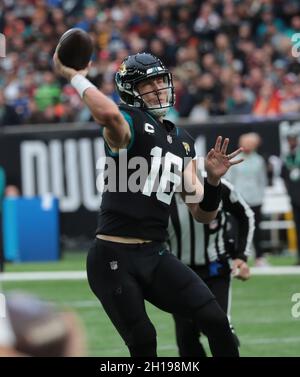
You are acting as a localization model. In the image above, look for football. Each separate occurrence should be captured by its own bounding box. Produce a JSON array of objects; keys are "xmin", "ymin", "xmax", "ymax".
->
[{"xmin": 57, "ymin": 28, "xmax": 93, "ymax": 70}]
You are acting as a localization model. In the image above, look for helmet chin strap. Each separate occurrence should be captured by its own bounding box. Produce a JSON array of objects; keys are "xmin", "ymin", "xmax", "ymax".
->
[
  {"xmin": 143, "ymin": 95, "xmax": 170, "ymax": 118},
  {"xmin": 147, "ymin": 107, "xmax": 169, "ymax": 118},
  {"xmin": 137, "ymin": 86, "xmax": 173, "ymax": 118}
]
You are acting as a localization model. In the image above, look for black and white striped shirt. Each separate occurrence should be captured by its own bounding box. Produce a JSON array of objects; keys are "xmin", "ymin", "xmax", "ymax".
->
[{"xmin": 168, "ymin": 180, "xmax": 255, "ymax": 268}]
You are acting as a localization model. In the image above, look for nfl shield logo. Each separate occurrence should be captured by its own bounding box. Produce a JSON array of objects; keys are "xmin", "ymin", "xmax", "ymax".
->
[
  {"xmin": 209, "ymin": 219, "xmax": 219, "ymax": 230},
  {"xmin": 167, "ymin": 135, "xmax": 173, "ymax": 144},
  {"xmin": 110, "ymin": 261, "xmax": 118, "ymax": 270}
]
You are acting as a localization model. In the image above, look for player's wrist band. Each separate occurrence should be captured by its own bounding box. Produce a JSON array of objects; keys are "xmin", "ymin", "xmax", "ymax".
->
[
  {"xmin": 70, "ymin": 74, "xmax": 96, "ymax": 98},
  {"xmin": 199, "ymin": 178, "xmax": 222, "ymax": 211}
]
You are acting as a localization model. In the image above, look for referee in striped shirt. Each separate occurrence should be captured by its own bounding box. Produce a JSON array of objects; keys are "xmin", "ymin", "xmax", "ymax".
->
[{"xmin": 168, "ymin": 179, "xmax": 255, "ymax": 357}]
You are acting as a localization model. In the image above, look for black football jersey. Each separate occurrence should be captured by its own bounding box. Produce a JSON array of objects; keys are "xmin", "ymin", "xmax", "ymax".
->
[{"xmin": 96, "ymin": 104, "xmax": 196, "ymax": 241}]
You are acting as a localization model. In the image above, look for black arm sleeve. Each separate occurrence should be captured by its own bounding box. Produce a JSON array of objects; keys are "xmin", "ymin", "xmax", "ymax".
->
[
  {"xmin": 222, "ymin": 182, "xmax": 255, "ymax": 261},
  {"xmin": 199, "ymin": 178, "xmax": 222, "ymax": 212}
]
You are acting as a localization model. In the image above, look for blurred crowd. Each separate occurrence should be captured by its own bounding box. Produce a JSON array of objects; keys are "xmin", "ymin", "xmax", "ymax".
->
[{"xmin": 1, "ymin": 0, "xmax": 300, "ymax": 126}]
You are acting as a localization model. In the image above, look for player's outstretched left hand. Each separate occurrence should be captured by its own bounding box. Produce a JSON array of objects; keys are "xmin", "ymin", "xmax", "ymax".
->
[{"xmin": 205, "ymin": 136, "xmax": 243, "ymax": 184}]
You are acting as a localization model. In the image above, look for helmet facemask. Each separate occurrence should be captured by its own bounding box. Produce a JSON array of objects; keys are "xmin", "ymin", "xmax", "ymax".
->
[{"xmin": 134, "ymin": 73, "xmax": 175, "ymax": 117}]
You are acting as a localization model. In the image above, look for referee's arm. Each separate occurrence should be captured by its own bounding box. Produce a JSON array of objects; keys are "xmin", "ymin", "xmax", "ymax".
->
[{"xmin": 222, "ymin": 182, "xmax": 255, "ymax": 261}]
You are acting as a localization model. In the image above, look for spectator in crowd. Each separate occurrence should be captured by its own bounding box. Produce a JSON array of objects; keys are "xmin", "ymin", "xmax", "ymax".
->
[
  {"xmin": 0, "ymin": 90, "xmax": 21, "ymax": 126},
  {"xmin": 252, "ymin": 81, "xmax": 281, "ymax": 117},
  {"xmin": 1, "ymin": 0, "xmax": 300, "ymax": 123},
  {"xmin": 226, "ymin": 133, "xmax": 268, "ymax": 266},
  {"xmin": 281, "ymin": 128, "xmax": 300, "ymax": 265},
  {"xmin": 34, "ymin": 71, "xmax": 61, "ymax": 112},
  {"xmin": 227, "ymin": 86, "xmax": 253, "ymax": 115},
  {"xmin": 0, "ymin": 292, "xmax": 86, "ymax": 357},
  {"xmin": 279, "ymin": 74, "xmax": 300, "ymax": 115},
  {"xmin": 188, "ymin": 94, "xmax": 210, "ymax": 122}
]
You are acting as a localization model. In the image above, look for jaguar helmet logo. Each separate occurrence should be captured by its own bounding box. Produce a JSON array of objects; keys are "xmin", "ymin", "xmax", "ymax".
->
[
  {"xmin": 118, "ymin": 62, "xmax": 127, "ymax": 76},
  {"xmin": 182, "ymin": 142, "xmax": 190, "ymax": 155}
]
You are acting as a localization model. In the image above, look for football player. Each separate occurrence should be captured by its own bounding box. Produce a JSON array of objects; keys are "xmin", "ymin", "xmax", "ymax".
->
[{"xmin": 53, "ymin": 51, "xmax": 243, "ymax": 357}]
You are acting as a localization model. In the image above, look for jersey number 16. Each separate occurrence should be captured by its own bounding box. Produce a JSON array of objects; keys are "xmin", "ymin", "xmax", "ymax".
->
[{"xmin": 142, "ymin": 146, "xmax": 183, "ymax": 205}]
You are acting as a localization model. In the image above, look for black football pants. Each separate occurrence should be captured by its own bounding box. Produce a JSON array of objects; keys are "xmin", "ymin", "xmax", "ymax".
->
[
  {"xmin": 173, "ymin": 272, "xmax": 240, "ymax": 357},
  {"xmin": 87, "ymin": 239, "xmax": 239, "ymax": 357}
]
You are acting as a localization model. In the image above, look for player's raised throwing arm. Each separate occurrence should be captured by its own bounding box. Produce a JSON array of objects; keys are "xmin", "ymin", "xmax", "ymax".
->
[
  {"xmin": 182, "ymin": 136, "xmax": 244, "ymax": 224},
  {"xmin": 53, "ymin": 51, "xmax": 131, "ymax": 150}
]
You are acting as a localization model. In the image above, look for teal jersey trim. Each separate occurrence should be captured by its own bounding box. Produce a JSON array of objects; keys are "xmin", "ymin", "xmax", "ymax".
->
[
  {"xmin": 0, "ymin": 167, "xmax": 6, "ymax": 212},
  {"xmin": 146, "ymin": 111, "xmax": 160, "ymax": 127},
  {"xmin": 104, "ymin": 111, "xmax": 135, "ymax": 157}
]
